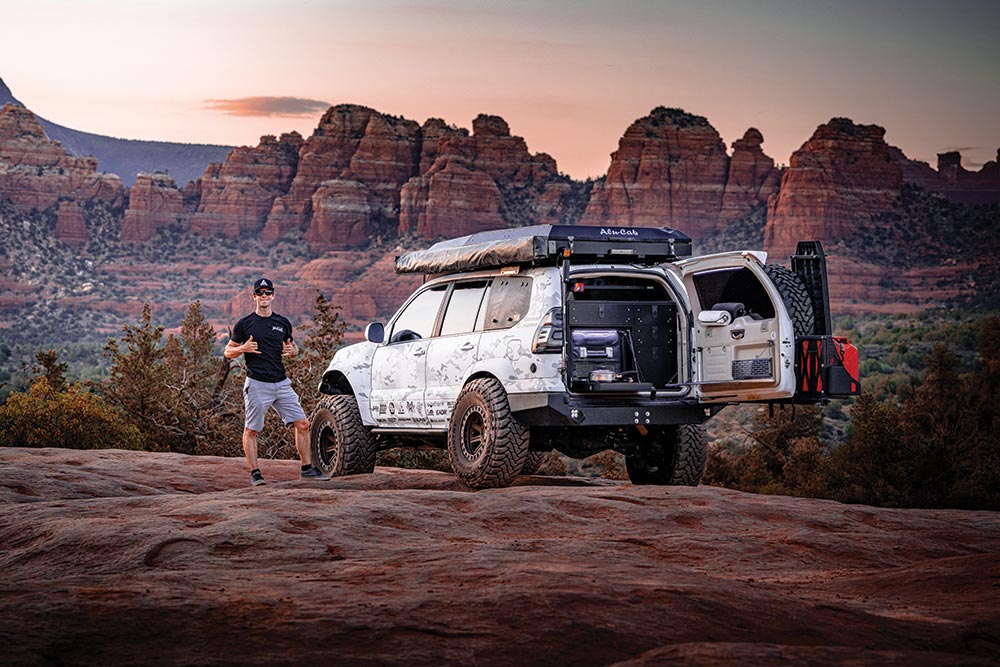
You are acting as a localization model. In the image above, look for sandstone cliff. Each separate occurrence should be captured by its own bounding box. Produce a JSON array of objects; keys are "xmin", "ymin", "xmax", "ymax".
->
[
  {"xmin": 190, "ymin": 132, "xmax": 302, "ymax": 238},
  {"xmin": 580, "ymin": 108, "xmax": 780, "ymax": 239},
  {"xmin": 0, "ymin": 103, "xmax": 124, "ymax": 222},
  {"xmin": 764, "ymin": 118, "xmax": 904, "ymax": 261},
  {"xmin": 122, "ymin": 172, "xmax": 188, "ymax": 242},
  {"xmin": 1, "ymin": 447, "xmax": 997, "ymax": 666},
  {"xmin": 902, "ymin": 149, "xmax": 1000, "ymax": 204}
]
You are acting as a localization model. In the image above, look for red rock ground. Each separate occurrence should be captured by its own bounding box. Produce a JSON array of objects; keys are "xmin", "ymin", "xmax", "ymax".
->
[{"xmin": 1, "ymin": 448, "xmax": 998, "ymax": 666}]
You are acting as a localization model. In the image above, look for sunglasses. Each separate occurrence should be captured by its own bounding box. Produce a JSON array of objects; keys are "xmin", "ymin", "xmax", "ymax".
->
[{"xmin": 254, "ymin": 290, "xmax": 274, "ymax": 296}]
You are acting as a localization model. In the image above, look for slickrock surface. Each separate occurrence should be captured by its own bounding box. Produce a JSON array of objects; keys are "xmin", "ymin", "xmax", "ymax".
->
[{"xmin": 1, "ymin": 448, "xmax": 998, "ymax": 666}]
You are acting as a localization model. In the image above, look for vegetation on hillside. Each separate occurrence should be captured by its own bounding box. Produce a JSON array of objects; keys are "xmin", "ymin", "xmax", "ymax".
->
[
  {"xmin": 705, "ymin": 316, "xmax": 1000, "ymax": 510},
  {"xmin": 0, "ymin": 296, "xmax": 346, "ymax": 460}
]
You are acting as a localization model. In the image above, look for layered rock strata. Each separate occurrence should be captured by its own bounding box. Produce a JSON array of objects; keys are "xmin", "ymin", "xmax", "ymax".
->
[
  {"xmin": 122, "ymin": 172, "xmax": 188, "ymax": 242},
  {"xmin": 0, "ymin": 103, "xmax": 124, "ymax": 211},
  {"xmin": 191, "ymin": 132, "xmax": 302, "ymax": 238},
  {"xmin": 580, "ymin": 108, "xmax": 778, "ymax": 238},
  {"xmin": 764, "ymin": 118, "xmax": 904, "ymax": 260}
]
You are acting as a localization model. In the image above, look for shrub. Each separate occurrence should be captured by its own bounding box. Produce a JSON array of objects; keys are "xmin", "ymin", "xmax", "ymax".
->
[{"xmin": 0, "ymin": 377, "xmax": 143, "ymax": 450}]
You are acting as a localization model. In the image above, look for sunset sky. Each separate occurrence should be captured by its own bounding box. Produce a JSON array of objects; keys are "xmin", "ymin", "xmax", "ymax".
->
[{"xmin": 5, "ymin": 0, "xmax": 998, "ymax": 179}]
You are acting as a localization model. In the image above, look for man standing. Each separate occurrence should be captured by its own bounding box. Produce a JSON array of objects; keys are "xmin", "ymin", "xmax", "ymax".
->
[{"xmin": 225, "ymin": 278, "xmax": 329, "ymax": 486}]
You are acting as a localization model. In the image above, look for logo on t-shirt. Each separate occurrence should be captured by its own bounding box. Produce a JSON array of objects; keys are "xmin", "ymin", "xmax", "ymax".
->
[{"xmin": 272, "ymin": 326, "xmax": 285, "ymax": 333}]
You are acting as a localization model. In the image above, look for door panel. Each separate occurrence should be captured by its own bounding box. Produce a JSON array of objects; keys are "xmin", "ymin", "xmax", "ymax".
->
[
  {"xmin": 371, "ymin": 284, "xmax": 448, "ymax": 427},
  {"xmin": 675, "ymin": 252, "xmax": 796, "ymax": 402},
  {"xmin": 370, "ymin": 340, "xmax": 430, "ymax": 427}
]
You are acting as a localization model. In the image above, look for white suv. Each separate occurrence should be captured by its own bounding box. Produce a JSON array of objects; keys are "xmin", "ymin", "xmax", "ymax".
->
[{"xmin": 311, "ymin": 225, "xmax": 859, "ymax": 488}]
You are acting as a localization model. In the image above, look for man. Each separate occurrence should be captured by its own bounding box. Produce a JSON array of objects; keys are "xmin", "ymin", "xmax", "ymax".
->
[{"xmin": 225, "ymin": 277, "xmax": 329, "ymax": 486}]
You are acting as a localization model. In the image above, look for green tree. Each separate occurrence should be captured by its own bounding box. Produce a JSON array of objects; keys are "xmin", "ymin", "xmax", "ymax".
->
[
  {"xmin": 825, "ymin": 393, "xmax": 909, "ymax": 506},
  {"xmin": 161, "ymin": 301, "xmax": 242, "ymax": 455},
  {"xmin": 103, "ymin": 303, "xmax": 177, "ymax": 451},
  {"xmin": 704, "ymin": 405, "xmax": 825, "ymax": 497},
  {"xmin": 32, "ymin": 350, "xmax": 67, "ymax": 392}
]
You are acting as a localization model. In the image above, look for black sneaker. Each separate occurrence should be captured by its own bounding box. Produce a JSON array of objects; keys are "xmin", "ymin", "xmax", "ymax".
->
[
  {"xmin": 300, "ymin": 465, "xmax": 331, "ymax": 481},
  {"xmin": 250, "ymin": 469, "xmax": 266, "ymax": 486}
]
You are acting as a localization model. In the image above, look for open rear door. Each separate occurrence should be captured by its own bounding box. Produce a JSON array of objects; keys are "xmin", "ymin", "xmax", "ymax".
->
[{"xmin": 674, "ymin": 251, "xmax": 798, "ymax": 403}]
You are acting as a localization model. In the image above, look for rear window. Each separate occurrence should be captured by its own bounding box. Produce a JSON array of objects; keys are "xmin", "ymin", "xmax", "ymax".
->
[
  {"xmin": 692, "ymin": 268, "xmax": 775, "ymax": 318},
  {"xmin": 483, "ymin": 277, "xmax": 532, "ymax": 330},
  {"xmin": 440, "ymin": 280, "xmax": 490, "ymax": 336}
]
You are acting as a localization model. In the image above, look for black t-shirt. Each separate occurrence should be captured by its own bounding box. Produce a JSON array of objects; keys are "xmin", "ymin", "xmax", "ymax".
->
[{"xmin": 231, "ymin": 312, "xmax": 295, "ymax": 383}]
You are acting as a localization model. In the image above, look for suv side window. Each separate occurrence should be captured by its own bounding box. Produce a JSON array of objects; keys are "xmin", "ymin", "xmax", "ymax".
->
[
  {"xmin": 388, "ymin": 285, "xmax": 448, "ymax": 343},
  {"xmin": 483, "ymin": 277, "xmax": 532, "ymax": 330},
  {"xmin": 440, "ymin": 280, "xmax": 490, "ymax": 336}
]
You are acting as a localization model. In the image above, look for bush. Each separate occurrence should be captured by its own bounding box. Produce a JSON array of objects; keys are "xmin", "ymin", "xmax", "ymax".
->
[{"xmin": 0, "ymin": 378, "xmax": 143, "ymax": 450}]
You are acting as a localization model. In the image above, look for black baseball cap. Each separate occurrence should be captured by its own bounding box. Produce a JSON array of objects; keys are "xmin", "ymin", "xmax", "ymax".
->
[{"xmin": 253, "ymin": 278, "xmax": 274, "ymax": 292}]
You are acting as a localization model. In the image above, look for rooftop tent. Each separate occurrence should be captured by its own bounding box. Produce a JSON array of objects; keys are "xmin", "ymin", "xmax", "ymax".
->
[{"xmin": 395, "ymin": 225, "xmax": 693, "ymax": 275}]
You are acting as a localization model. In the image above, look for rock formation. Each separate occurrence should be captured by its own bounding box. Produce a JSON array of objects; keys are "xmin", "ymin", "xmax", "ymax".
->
[
  {"xmin": 721, "ymin": 128, "xmax": 782, "ymax": 223},
  {"xmin": 764, "ymin": 118, "xmax": 904, "ymax": 260},
  {"xmin": 122, "ymin": 172, "xmax": 188, "ymax": 242},
  {"xmin": 191, "ymin": 132, "xmax": 302, "ymax": 238},
  {"xmin": 580, "ymin": 108, "xmax": 778, "ymax": 239},
  {"xmin": 2, "ymin": 447, "xmax": 998, "ymax": 666},
  {"xmin": 0, "ymin": 103, "xmax": 124, "ymax": 211},
  {"xmin": 399, "ymin": 114, "xmax": 569, "ymax": 239},
  {"xmin": 260, "ymin": 106, "xmax": 422, "ymax": 250},
  {"xmin": 902, "ymin": 149, "xmax": 1000, "ymax": 204},
  {"xmin": 53, "ymin": 200, "xmax": 88, "ymax": 247}
]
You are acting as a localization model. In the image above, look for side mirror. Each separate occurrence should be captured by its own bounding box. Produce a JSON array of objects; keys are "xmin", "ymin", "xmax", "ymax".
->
[
  {"xmin": 697, "ymin": 310, "xmax": 732, "ymax": 327},
  {"xmin": 365, "ymin": 322, "xmax": 385, "ymax": 343}
]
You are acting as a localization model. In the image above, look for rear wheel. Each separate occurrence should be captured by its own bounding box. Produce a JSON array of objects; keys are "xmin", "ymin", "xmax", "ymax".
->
[
  {"xmin": 447, "ymin": 378, "xmax": 529, "ymax": 489},
  {"xmin": 519, "ymin": 450, "xmax": 549, "ymax": 476},
  {"xmin": 764, "ymin": 264, "xmax": 815, "ymax": 336},
  {"xmin": 625, "ymin": 424, "xmax": 707, "ymax": 486},
  {"xmin": 309, "ymin": 395, "xmax": 376, "ymax": 476}
]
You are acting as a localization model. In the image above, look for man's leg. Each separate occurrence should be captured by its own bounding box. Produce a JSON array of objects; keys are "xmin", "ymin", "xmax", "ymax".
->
[
  {"xmin": 293, "ymin": 419, "xmax": 311, "ymax": 466},
  {"xmin": 243, "ymin": 428, "xmax": 260, "ymax": 471}
]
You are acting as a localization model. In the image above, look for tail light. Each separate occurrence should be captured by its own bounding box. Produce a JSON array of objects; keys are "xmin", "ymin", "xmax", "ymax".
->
[{"xmin": 532, "ymin": 307, "xmax": 564, "ymax": 353}]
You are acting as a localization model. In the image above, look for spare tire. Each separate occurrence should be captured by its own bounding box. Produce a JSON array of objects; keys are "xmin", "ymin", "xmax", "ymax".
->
[{"xmin": 764, "ymin": 264, "xmax": 815, "ymax": 337}]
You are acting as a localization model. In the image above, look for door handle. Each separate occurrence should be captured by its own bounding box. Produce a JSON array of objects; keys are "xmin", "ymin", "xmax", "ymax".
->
[
  {"xmin": 413, "ymin": 349, "xmax": 426, "ymax": 357},
  {"xmin": 459, "ymin": 342, "xmax": 475, "ymax": 351}
]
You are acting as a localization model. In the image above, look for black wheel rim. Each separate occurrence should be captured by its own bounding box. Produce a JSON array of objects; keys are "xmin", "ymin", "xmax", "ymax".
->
[
  {"xmin": 460, "ymin": 407, "xmax": 486, "ymax": 460},
  {"xmin": 317, "ymin": 422, "xmax": 337, "ymax": 466}
]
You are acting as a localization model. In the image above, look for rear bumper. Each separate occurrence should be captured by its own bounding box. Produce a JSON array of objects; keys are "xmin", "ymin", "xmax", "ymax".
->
[{"xmin": 509, "ymin": 391, "xmax": 723, "ymax": 427}]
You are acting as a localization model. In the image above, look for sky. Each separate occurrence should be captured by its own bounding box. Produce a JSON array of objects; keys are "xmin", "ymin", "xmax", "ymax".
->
[{"xmin": 3, "ymin": 0, "xmax": 999, "ymax": 179}]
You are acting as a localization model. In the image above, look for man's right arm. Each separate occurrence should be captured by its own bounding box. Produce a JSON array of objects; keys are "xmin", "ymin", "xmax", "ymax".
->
[
  {"xmin": 226, "ymin": 337, "xmax": 261, "ymax": 359},
  {"xmin": 224, "ymin": 340, "xmax": 244, "ymax": 360}
]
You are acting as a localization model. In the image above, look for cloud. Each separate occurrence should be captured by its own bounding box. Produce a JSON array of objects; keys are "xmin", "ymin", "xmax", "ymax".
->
[{"xmin": 203, "ymin": 96, "xmax": 330, "ymax": 118}]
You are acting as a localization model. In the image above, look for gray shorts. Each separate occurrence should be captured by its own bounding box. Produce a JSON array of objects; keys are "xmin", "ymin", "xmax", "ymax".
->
[{"xmin": 243, "ymin": 377, "xmax": 308, "ymax": 432}]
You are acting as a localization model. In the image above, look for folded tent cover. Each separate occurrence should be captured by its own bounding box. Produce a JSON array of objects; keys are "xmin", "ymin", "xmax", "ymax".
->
[{"xmin": 394, "ymin": 225, "xmax": 692, "ymax": 275}]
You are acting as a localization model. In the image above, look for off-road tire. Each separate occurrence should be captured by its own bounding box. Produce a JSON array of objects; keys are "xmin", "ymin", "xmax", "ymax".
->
[
  {"xmin": 764, "ymin": 264, "xmax": 816, "ymax": 337},
  {"xmin": 309, "ymin": 395, "xmax": 376, "ymax": 477},
  {"xmin": 447, "ymin": 378, "xmax": 529, "ymax": 489},
  {"xmin": 625, "ymin": 424, "xmax": 707, "ymax": 486},
  {"xmin": 519, "ymin": 450, "xmax": 549, "ymax": 476}
]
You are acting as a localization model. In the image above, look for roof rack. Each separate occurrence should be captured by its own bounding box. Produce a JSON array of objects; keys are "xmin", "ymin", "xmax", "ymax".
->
[{"xmin": 395, "ymin": 224, "xmax": 692, "ymax": 275}]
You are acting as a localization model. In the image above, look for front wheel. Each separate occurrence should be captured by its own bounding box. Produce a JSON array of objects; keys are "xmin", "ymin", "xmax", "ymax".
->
[
  {"xmin": 625, "ymin": 424, "xmax": 707, "ymax": 486},
  {"xmin": 447, "ymin": 378, "xmax": 529, "ymax": 489},
  {"xmin": 310, "ymin": 395, "xmax": 376, "ymax": 476}
]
